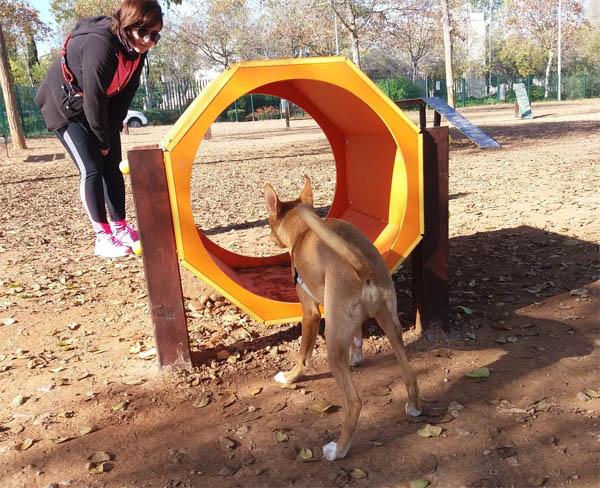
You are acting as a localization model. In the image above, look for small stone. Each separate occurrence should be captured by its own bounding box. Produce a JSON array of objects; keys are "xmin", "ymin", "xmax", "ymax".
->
[{"xmin": 576, "ymin": 391, "xmax": 591, "ymax": 402}]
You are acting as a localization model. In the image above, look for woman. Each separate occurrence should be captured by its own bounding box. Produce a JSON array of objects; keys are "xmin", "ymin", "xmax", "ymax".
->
[{"xmin": 35, "ymin": 0, "xmax": 163, "ymax": 258}]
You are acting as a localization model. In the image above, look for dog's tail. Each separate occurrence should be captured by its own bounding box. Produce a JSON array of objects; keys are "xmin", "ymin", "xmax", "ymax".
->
[{"xmin": 296, "ymin": 205, "xmax": 372, "ymax": 281}]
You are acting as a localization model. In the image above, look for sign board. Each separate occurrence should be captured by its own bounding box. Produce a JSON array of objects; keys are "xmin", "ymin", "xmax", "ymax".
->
[
  {"xmin": 512, "ymin": 83, "xmax": 533, "ymax": 119},
  {"xmin": 423, "ymin": 97, "xmax": 501, "ymax": 149}
]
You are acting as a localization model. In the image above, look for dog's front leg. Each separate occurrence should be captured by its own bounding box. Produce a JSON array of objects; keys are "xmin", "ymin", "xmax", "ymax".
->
[{"xmin": 274, "ymin": 299, "xmax": 320, "ymax": 385}]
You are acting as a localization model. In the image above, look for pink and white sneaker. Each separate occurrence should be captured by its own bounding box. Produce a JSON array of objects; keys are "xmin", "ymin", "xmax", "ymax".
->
[
  {"xmin": 110, "ymin": 221, "xmax": 139, "ymax": 249},
  {"xmin": 94, "ymin": 232, "xmax": 132, "ymax": 258}
]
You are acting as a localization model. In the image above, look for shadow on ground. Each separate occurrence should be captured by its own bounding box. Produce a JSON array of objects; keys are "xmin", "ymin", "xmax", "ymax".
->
[{"xmin": 4, "ymin": 225, "xmax": 598, "ymax": 487}]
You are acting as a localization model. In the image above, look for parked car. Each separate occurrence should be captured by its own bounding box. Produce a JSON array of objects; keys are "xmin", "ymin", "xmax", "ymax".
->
[{"xmin": 123, "ymin": 110, "xmax": 148, "ymax": 128}]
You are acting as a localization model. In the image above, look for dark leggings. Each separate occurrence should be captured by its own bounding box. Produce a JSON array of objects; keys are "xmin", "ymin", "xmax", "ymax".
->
[{"xmin": 55, "ymin": 119, "xmax": 125, "ymax": 225}]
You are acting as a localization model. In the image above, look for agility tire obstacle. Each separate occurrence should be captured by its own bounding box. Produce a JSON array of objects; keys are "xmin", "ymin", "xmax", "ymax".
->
[{"xmin": 126, "ymin": 57, "xmax": 449, "ymax": 367}]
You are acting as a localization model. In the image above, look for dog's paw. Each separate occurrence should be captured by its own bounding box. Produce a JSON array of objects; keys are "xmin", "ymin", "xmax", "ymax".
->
[
  {"xmin": 405, "ymin": 402, "xmax": 422, "ymax": 417},
  {"xmin": 274, "ymin": 371, "xmax": 293, "ymax": 384},
  {"xmin": 322, "ymin": 441, "xmax": 338, "ymax": 461}
]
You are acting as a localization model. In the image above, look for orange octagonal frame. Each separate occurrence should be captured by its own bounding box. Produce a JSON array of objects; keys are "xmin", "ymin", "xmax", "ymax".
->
[{"xmin": 159, "ymin": 57, "xmax": 424, "ymax": 324}]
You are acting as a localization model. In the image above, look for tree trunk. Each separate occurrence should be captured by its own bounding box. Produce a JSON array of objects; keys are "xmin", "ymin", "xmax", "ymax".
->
[
  {"xmin": 0, "ymin": 24, "xmax": 27, "ymax": 150},
  {"xmin": 440, "ymin": 0, "xmax": 455, "ymax": 107},
  {"xmin": 349, "ymin": 31, "xmax": 360, "ymax": 67},
  {"xmin": 544, "ymin": 50, "xmax": 554, "ymax": 99},
  {"xmin": 345, "ymin": 1, "xmax": 361, "ymax": 68},
  {"xmin": 412, "ymin": 60, "xmax": 418, "ymax": 82}
]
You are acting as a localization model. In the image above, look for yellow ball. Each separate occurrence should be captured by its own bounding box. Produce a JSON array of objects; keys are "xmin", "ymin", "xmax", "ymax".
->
[
  {"xmin": 132, "ymin": 241, "xmax": 142, "ymax": 256},
  {"xmin": 119, "ymin": 159, "xmax": 129, "ymax": 175}
]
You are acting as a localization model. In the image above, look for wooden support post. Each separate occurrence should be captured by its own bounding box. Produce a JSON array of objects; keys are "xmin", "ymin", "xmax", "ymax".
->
[
  {"xmin": 433, "ymin": 110, "xmax": 442, "ymax": 127},
  {"xmin": 419, "ymin": 104, "xmax": 427, "ymax": 130},
  {"xmin": 284, "ymin": 104, "xmax": 290, "ymax": 128},
  {"xmin": 127, "ymin": 145, "xmax": 191, "ymax": 368},
  {"xmin": 412, "ymin": 127, "xmax": 449, "ymax": 332}
]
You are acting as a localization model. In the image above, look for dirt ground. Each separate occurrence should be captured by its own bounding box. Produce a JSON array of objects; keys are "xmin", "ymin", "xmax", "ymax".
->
[{"xmin": 0, "ymin": 99, "xmax": 599, "ymax": 488}]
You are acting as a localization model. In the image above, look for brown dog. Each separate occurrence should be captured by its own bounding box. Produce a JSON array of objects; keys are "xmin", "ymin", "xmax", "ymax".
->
[{"xmin": 264, "ymin": 176, "xmax": 421, "ymax": 461}]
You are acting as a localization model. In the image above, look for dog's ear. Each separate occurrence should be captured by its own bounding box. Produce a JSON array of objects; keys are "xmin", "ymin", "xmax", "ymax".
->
[
  {"xmin": 300, "ymin": 175, "xmax": 313, "ymax": 206},
  {"xmin": 264, "ymin": 183, "xmax": 280, "ymax": 216}
]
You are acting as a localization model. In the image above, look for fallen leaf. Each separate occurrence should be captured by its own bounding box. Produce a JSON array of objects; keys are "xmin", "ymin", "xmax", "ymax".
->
[
  {"xmin": 583, "ymin": 389, "xmax": 600, "ymax": 399},
  {"xmin": 16, "ymin": 438, "xmax": 35, "ymax": 450},
  {"xmin": 334, "ymin": 469, "xmax": 351, "ymax": 487},
  {"xmin": 122, "ymin": 378, "xmax": 146, "ymax": 386},
  {"xmin": 250, "ymin": 387, "xmax": 262, "ymax": 396},
  {"xmin": 52, "ymin": 436, "xmax": 73, "ymax": 444},
  {"xmin": 594, "ymin": 339, "xmax": 600, "ymax": 347},
  {"xmin": 269, "ymin": 401, "xmax": 287, "ymax": 413},
  {"xmin": 465, "ymin": 367, "xmax": 490, "ymax": 378},
  {"xmin": 193, "ymin": 392, "xmax": 212, "ymax": 408},
  {"xmin": 569, "ymin": 288, "xmax": 589, "ymax": 298},
  {"xmin": 454, "ymin": 306, "xmax": 474, "ymax": 315},
  {"xmin": 408, "ymin": 480, "xmax": 430, "ymax": 488},
  {"xmin": 12, "ymin": 395, "xmax": 28, "ymax": 407},
  {"xmin": 310, "ymin": 399, "xmax": 338, "ymax": 415},
  {"xmin": 349, "ymin": 468, "xmax": 367, "ymax": 479},
  {"xmin": 222, "ymin": 394, "xmax": 237, "ymax": 408},
  {"xmin": 299, "ymin": 447, "xmax": 313, "ymax": 461},
  {"xmin": 87, "ymin": 462, "xmax": 113, "ymax": 474},
  {"xmin": 112, "ymin": 400, "xmax": 129, "ymax": 411},
  {"xmin": 417, "ymin": 424, "xmax": 443, "ymax": 438},
  {"xmin": 79, "ymin": 426, "xmax": 95, "ymax": 435},
  {"xmin": 527, "ymin": 478, "xmax": 546, "ymax": 487},
  {"xmin": 276, "ymin": 430, "xmax": 289, "ymax": 442},
  {"xmin": 2, "ymin": 317, "xmax": 17, "ymax": 326}
]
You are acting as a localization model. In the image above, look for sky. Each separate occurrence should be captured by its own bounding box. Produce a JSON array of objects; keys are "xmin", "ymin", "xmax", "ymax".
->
[
  {"xmin": 28, "ymin": 0, "xmax": 596, "ymax": 56},
  {"xmin": 29, "ymin": 0, "xmax": 55, "ymax": 56}
]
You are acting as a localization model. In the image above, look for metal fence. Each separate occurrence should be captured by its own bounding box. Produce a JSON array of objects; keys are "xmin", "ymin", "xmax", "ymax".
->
[{"xmin": 2, "ymin": 72, "xmax": 599, "ymax": 138}]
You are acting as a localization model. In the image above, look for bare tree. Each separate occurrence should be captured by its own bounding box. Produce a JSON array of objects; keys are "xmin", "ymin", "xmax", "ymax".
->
[
  {"xmin": 384, "ymin": 0, "xmax": 440, "ymax": 81},
  {"xmin": 175, "ymin": 0, "xmax": 253, "ymax": 69},
  {"xmin": 329, "ymin": 0, "xmax": 386, "ymax": 68},
  {"xmin": 0, "ymin": 23, "xmax": 26, "ymax": 150},
  {"xmin": 504, "ymin": 0, "xmax": 583, "ymax": 98},
  {"xmin": 260, "ymin": 0, "xmax": 339, "ymax": 58},
  {"xmin": 440, "ymin": 0, "xmax": 455, "ymax": 106}
]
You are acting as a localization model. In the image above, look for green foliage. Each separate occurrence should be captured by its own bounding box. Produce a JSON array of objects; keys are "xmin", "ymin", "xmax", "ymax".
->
[
  {"xmin": 9, "ymin": 57, "xmax": 30, "ymax": 86},
  {"xmin": 143, "ymin": 109, "xmax": 181, "ymax": 126},
  {"xmin": 224, "ymin": 108, "xmax": 245, "ymax": 122},
  {"xmin": 376, "ymin": 77, "xmax": 422, "ymax": 101},
  {"xmin": 50, "ymin": 0, "xmax": 120, "ymax": 26}
]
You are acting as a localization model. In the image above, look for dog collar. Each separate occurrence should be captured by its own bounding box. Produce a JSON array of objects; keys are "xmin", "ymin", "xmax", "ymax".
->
[{"xmin": 293, "ymin": 267, "xmax": 319, "ymax": 303}]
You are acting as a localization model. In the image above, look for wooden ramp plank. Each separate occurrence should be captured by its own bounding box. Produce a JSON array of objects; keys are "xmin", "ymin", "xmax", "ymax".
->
[{"xmin": 423, "ymin": 97, "xmax": 501, "ymax": 149}]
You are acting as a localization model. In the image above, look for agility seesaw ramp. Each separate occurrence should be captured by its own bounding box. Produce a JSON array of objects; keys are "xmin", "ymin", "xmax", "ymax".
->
[{"xmin": 161, "ymin": 57, "xmax": 423, "ymax": 321}]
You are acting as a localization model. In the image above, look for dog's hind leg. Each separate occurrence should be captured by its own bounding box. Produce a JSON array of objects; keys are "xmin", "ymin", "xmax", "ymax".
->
[
  {"xmin": 322, "ymin": 312, "xmax": 363, "ymax": 461},
  {"xmin": 374, "ymin": 304, "xmax": 422, "ymax": 418},
  {"xmin": 274, "ymin": 299, "xmax": 320, "ymax": 385}
]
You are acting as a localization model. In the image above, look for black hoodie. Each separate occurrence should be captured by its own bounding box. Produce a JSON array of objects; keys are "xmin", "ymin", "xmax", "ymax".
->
[{"xmin": 35, "ymin": 16, "xmax": 146, "ymax": 150}]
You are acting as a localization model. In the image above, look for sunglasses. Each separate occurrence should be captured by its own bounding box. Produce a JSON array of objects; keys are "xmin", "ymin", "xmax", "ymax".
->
[{"xmin": 135, "ymin": 27, "xmax": 161, "ymax": 43}]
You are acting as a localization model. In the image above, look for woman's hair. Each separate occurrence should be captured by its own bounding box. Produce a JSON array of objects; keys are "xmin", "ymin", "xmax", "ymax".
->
[{"xmin": 112, "ymin": 0, "xmax": 163, "ymax": 39}]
